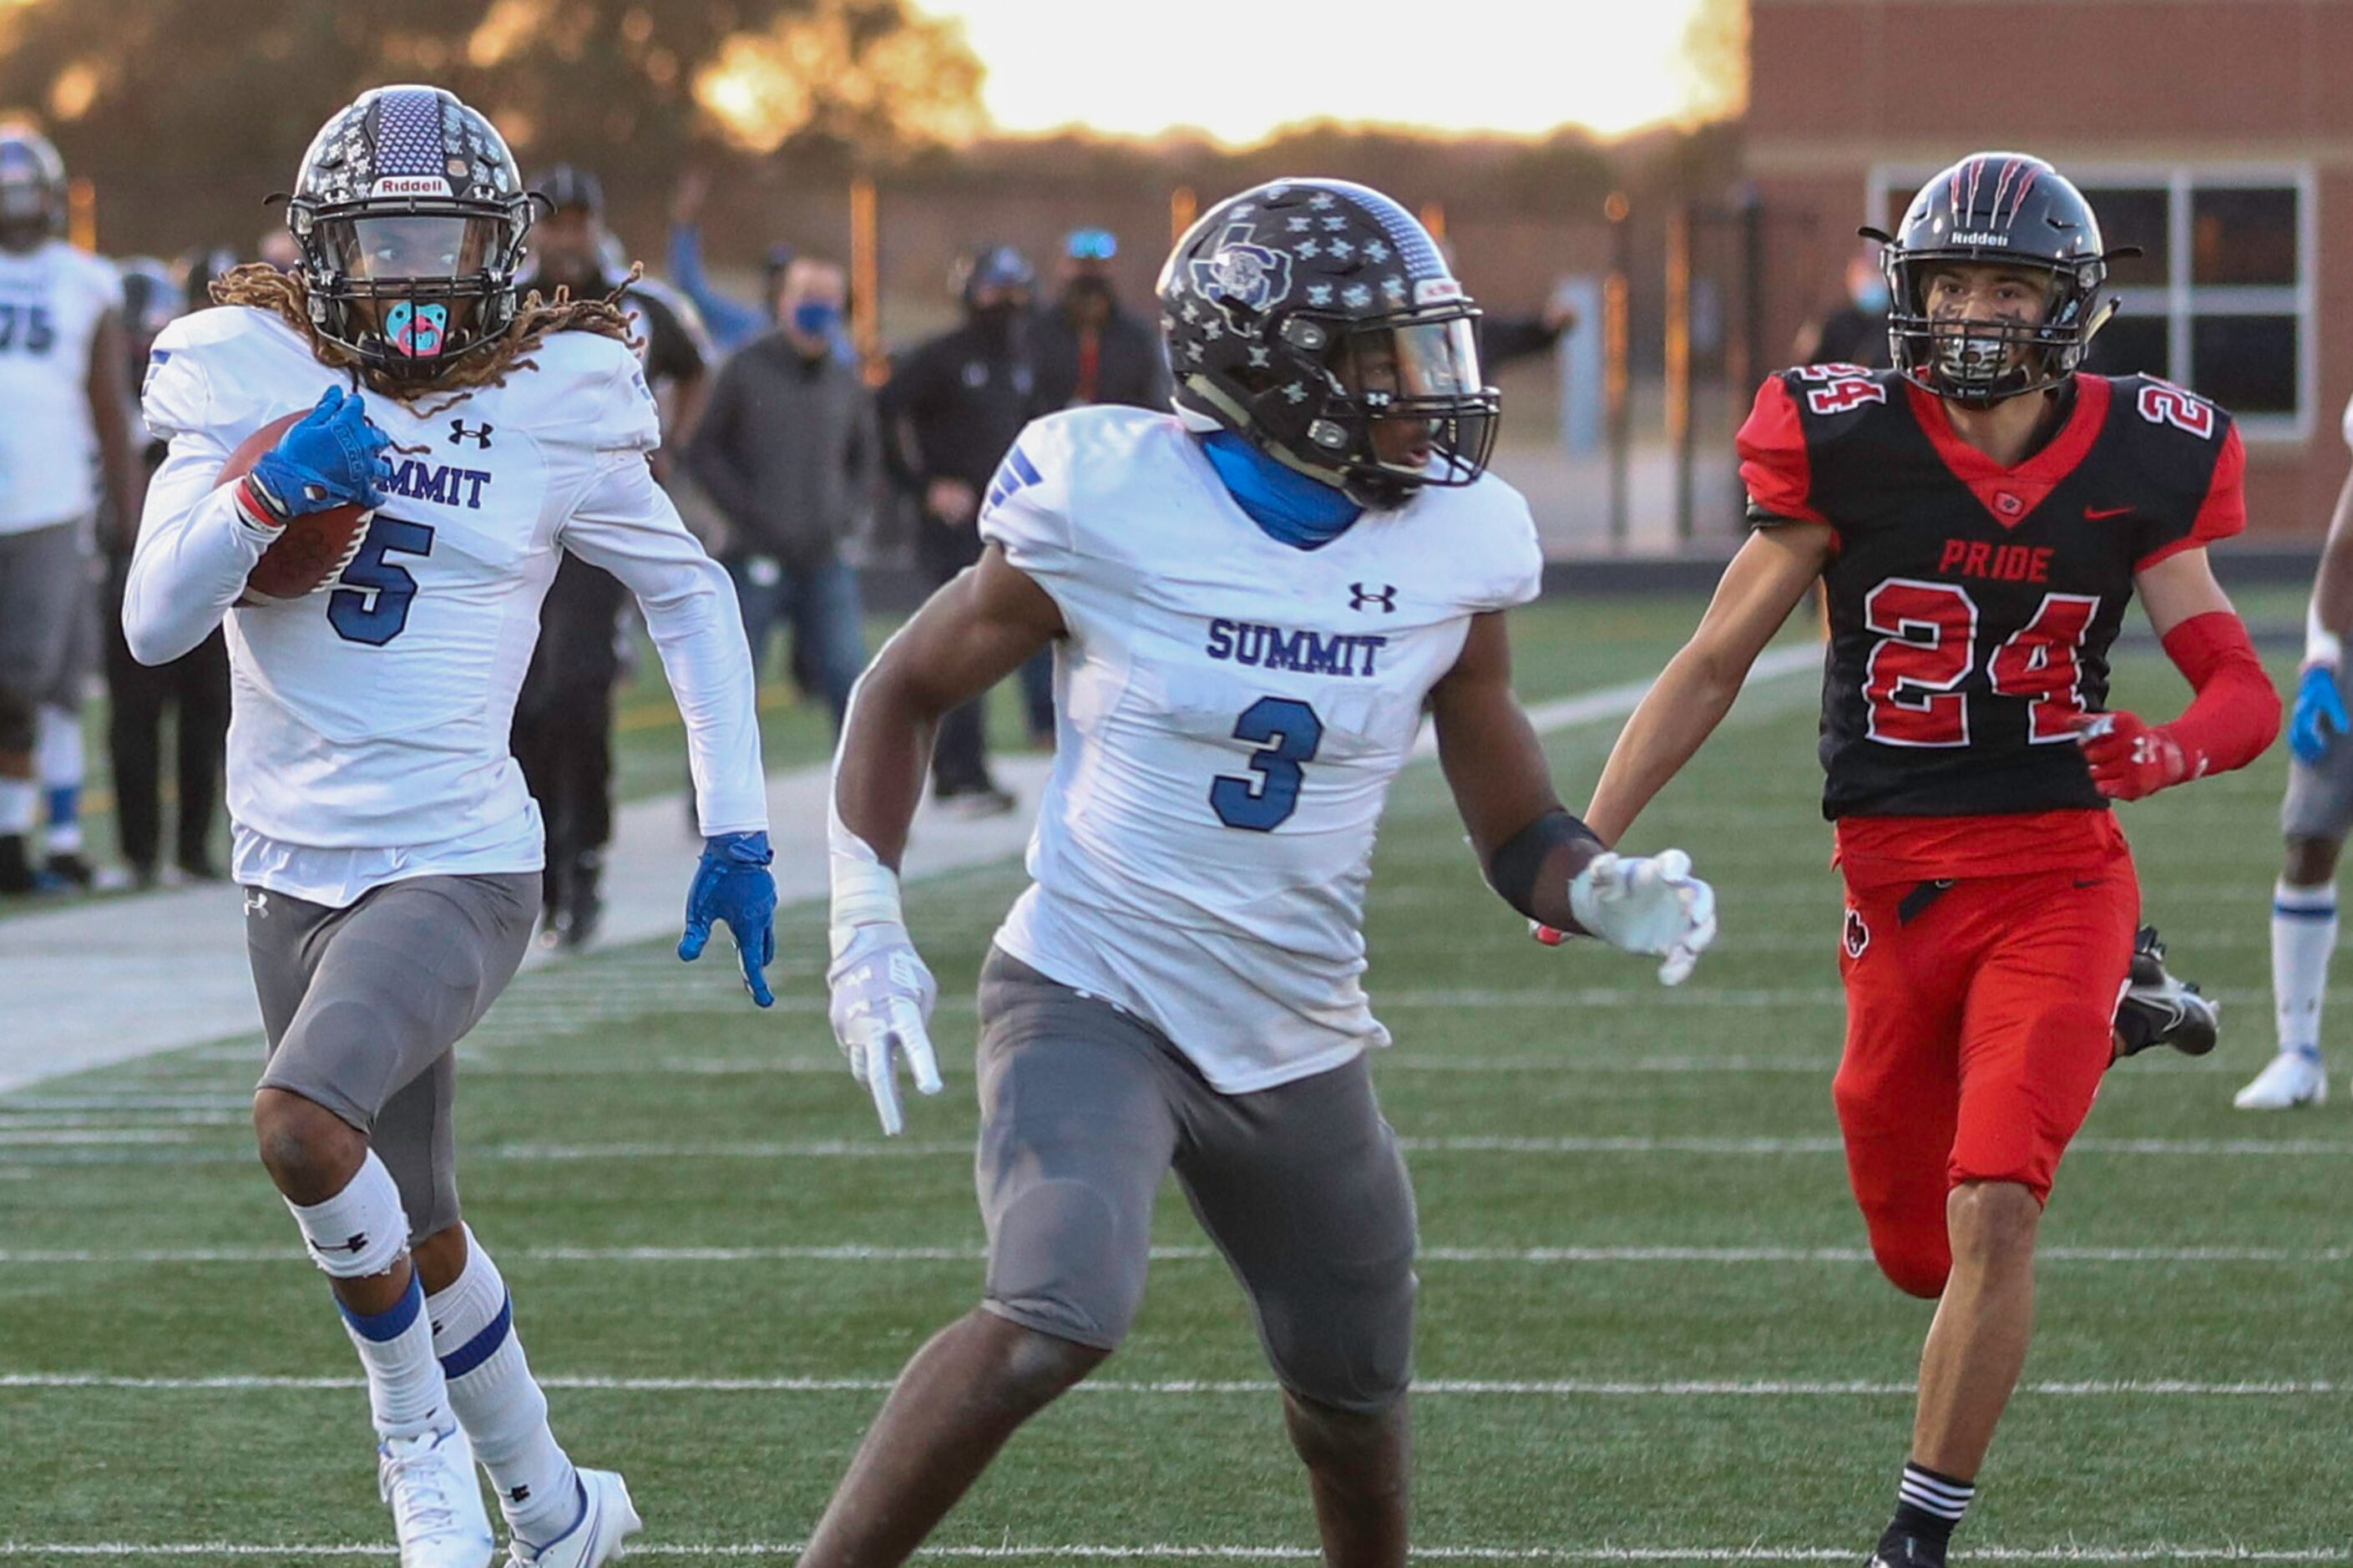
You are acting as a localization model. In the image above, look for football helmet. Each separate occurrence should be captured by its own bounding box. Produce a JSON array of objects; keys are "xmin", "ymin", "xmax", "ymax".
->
[
  {"xmin": 284, "ymin": 85, "xmax": 533, "ymax": 381},
  {"xmin": 1160, "ymin": 178, "xmax": 1497, "ymax": 508},
  {"xmin": 0, "ymin": 124, "xmax": 67, "ymax": 253},
  {"xmin": 1867, "ymin": 152, "xmax": 2128, "ymax": 407}
]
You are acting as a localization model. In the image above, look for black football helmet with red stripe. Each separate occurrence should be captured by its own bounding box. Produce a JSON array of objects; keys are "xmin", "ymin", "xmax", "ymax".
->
[{"xmin": 1866, "ymin": 153, "xmax": 2131, "ymax": 408}]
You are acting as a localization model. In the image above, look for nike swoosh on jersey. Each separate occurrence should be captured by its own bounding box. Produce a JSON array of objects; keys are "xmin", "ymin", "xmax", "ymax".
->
[{"xmin": 2084, "ymin": 505, "xmax": 2134, "ymax": 519}]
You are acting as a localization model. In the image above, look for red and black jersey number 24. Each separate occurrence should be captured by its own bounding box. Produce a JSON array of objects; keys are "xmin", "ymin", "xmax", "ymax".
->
[{"xmin": 1863, "ymin": 579, "xmax": 2100, "ymax": 747}]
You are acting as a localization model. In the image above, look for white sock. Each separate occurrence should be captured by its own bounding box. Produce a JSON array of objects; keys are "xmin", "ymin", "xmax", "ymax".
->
[
  {"xmin": 339, "ymin": 1273, "xmax": 449, "ymax": 1440},
  {"xmin": 285, "ymin": 1151, "xmax": 450, "ymax": 1440},
  {"xmin": 37, "ymin": 706, "xmax": 82, "ymax": 854},
  {"xmin": 2273, "ymin": 880, "xmax": 2335, "ymax": 1061},
  {"xmin": 0, "ymin": 778, "xmax": 33, "ymax": 836},
  {"xmin": 428, "ymin": 1230, "xmax": 579, "ymax": 1546}
]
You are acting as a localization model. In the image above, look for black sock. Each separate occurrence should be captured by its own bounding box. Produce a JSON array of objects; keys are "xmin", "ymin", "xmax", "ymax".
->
[{"xmin": 1880, "ymin": 1460, "xmax": 1974, "ymax": 1560}]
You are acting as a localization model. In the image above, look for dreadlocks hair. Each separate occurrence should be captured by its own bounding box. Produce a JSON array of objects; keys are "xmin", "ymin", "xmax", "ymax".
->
[{"xmin": 207, "ymin": 262, "xmax": 643, "ymax": 413}]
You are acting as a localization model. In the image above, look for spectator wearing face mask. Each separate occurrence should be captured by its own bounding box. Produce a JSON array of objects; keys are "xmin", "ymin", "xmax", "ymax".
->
[
  {"xmin": 688, "ymin": 257, "xmax": 878, "ymax": 734},
  {"xmin": 1035, "ymin": 227, "xmax": 1168, "ymax": 413},
  {"xmin": 1794, "ymin": 243, "xmax": 1894, "ymax": 368},
  {"xmin": 875, "ymin": 244, "xmax": 1046, "ymax": 816}
]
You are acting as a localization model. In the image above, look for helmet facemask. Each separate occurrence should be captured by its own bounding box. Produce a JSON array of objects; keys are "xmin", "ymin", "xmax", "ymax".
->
[
  {"xmin": 1885, "ymin": 253, "xmax": 2104, "ymax": 408},
  {"xmin": 1304, "ymin": 311, "xmax": 1499, "ymax": 507},
  {"xmin": 292, "ymin": 203, "xmax": 526, "ymax": 382}
]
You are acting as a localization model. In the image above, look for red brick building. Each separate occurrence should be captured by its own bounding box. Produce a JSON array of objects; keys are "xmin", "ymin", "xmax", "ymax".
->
[{"xmin": 1745, "ymin": 0, "xmax": 2351, "ymax": 535}]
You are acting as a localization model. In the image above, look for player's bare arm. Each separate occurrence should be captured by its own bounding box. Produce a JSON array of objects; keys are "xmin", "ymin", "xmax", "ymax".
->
[
  {"xmin": 1431, "ymin": 610, "xmax": 1720, "ymax": 982},
  {"xmin": 1430, "ymin": 611, "xmax": 1591, "ymax": 931},
  {"xmin": 1585, "ymin": 520, "xmax": 1834, "ymax": 845},
  {"xmin": 827, "ymin": 543, "xmax": 1063, "ymax": 1133},
  {"xmin": 836, "ymin": 544, "xmax": 1064, "ymax": 868},
  {"xmin": 85, "ymin": 308, "xmax": 140, "ymax": 549},
  {"xmin": 2282, "ymin": 469, "xmax": 2353, "ymax": 779}
]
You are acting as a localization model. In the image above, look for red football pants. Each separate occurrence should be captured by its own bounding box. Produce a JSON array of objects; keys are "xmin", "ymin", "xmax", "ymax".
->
[{"xmin": 1833, "ymin": 854, "xmax": 2139, "ymax": 1298}]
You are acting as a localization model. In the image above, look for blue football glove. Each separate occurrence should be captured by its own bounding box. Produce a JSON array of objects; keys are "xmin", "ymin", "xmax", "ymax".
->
[
  {"xmin": 2290, "ymin": 664, "xmax": 2348, "ymax": 766},
  {"xmin": 246, "ymin": 385, "xmax": 393, "ymax": 520},
  {"xmin": 679, "ymin": 830, "xmax": 777, "ymax": 1007}
]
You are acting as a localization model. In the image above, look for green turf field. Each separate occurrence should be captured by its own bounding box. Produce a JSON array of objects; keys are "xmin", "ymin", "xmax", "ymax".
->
[{"xmin": 2, "ymin": 592, "xmax": 2346, "ymax": 1564}]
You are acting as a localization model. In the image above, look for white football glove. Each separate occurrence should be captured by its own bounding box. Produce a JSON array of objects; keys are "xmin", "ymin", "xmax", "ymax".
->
[
  {"xmin": 1559, "ymin": 848, "xmax": 1718, "ymax": 985},
  {"xmin": 826, "ymin": 923, "xmax": 943, "ymax": 1136}
]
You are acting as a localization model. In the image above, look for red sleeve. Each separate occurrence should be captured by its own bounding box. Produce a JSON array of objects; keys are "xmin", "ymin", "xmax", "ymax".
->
[
  {"xmin": 2157, "ymin": 609, "xmax": 2280, "ymax": 779},
  {"xmin": 1735, "ymin": 377, "xmax": 1829, "ymax": 526},
  {"xmin": 2137, "ymin": 424, "xmax": 2246, "ymax": 571}
]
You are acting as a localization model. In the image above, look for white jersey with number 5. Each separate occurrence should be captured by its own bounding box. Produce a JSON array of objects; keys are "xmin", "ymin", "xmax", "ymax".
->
[
  {"xmin": 979, "ymin": 407, "xmax": 1541, "ymax": 1091},
  {"xmin": 126, "ymin": 305, "xmax": 765, "ymax": 908}
]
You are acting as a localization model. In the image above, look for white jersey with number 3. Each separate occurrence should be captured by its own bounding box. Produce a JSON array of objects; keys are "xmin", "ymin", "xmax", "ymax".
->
[
  {"xmin": 979, "ymin": 407, "xmax": 1541, "ymax": 1091},
  {"xmin": 127, "ymin": 306, "xmax": 765, "ymax": 908}
]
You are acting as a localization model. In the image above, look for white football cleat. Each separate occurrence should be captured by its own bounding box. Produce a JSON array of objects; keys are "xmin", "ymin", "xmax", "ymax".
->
[
  {"xmin": 2234, "ymin": 1050, "xmax": 2328, "ymax": 1110},
  {"xmin": 507, "ymin": 1469, "xmax": 641, "ymax": 1566},
  {"xmin": 378, "ymin": 1424, "xmax": 496, "ymax": 1568}
]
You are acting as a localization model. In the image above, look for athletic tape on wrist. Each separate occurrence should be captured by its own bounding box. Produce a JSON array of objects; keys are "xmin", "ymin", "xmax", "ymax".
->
[
  {"xmin": 2307, "ymin": 602, "xmax": 2342, "ymax": 669},
  {"xmin": 827, "ymin": 789, "xmax": 904, "ymax": 958}
]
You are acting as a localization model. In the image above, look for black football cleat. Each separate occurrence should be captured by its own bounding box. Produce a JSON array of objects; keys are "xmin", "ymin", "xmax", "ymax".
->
[
  {"xmin": 2113, "ymin": 925, "xmax": 2220, "ymax": 1059},
  {"xmin": 43, "ymin": 850, "xmax": 96, "ymax": 889},
  {"xmin": 1870, "ymin": 1529, "xmax": 1946, "ymax": 1568}
]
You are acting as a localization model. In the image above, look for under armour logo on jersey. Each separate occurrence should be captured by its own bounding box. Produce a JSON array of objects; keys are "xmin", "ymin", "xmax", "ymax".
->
[
  {"xmin": 1844, "ymin": 908, "xmax": 1870, "ymax": 959},
  {"xmin": 244, "ymin": 890, "xmax": 268, "ymax": 918},
  {"xmin": 448, "ymin": 419, "xmax": 493, "ymax": 449},
  {"xmin": 1349, "ymin": 583, "xmax": 1398, "ymax": 613}
]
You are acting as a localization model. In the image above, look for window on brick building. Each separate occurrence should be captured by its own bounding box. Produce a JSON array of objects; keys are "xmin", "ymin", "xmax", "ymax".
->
[{"xmin": 1872, "ymin": 166, "xmax": 2313, "ymax": 438}]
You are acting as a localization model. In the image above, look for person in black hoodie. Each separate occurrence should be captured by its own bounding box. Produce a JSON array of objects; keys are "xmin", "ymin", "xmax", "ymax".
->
[
  {"xmin": 511, "ymin": 164, "xmax": 711, "ymax": 949},
  {"xmin": 689, "ymin": 256, "xmax": 877, "ymax": 732},
  {"xmin": 875, "ymin": 245, "xmax": 1045, "ymax": 816}
]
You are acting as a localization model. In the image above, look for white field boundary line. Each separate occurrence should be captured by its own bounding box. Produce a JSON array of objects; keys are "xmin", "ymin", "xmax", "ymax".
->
[
  {"xmin": 0, "ymin": 1244, "xmax": 2342, "ymax": 1267},
  {"xmin": 17, "ymin": 1134, "xmax": 2353, "ymax": 1169},
  {"xmin": 1, "ymin": 1373, "xmax": 2338, "ymax": 1398},
  {"xmin": 0, "ymin": 1546, "xmax": 2345, "ymax": 1563},
  {"xmin": 0, "ymin": 1547, "xmax": 2344, "ymax": 1564}
]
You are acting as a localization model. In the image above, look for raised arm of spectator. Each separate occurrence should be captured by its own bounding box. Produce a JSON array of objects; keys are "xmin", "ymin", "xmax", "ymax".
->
[{"xmin": 665, "ymin": 221, "xmax": 768, "ymax": 355}]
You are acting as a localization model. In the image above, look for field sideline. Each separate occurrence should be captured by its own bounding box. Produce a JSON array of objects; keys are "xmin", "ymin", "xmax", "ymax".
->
[{"xmin": 1, "ymin": 594, "xmax": 2345, "ymax": 1564}]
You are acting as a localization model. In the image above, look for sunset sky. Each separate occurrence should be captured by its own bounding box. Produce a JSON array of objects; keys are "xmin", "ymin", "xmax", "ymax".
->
[{"xmin": 908, "ymin": 0, "xmax": 1735, "ymax": 144}]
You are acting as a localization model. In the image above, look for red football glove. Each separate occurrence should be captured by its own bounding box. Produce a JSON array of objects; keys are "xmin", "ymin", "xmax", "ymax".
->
[{"xmin": 2074, "ymin": 711, "xmax": 2194, "ymax": 801}]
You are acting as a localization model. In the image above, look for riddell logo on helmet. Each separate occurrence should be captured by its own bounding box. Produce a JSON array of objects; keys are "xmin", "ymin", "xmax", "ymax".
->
[
  {"xmin": 1413, "ymin": 278, "xmax": 1464, "ymax": 306},
  {"xmin": 370, "ymin": 176, "xmax": 451, "ymax": 198},
  {"xmin": 1951, "ymin": 231, "xmax": 2011, "ymax": 246}
]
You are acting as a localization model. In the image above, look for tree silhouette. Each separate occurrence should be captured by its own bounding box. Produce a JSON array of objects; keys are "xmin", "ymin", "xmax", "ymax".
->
[{"xmin": 0, "ymin": 0, "xmax": 983, "ymax": 247}]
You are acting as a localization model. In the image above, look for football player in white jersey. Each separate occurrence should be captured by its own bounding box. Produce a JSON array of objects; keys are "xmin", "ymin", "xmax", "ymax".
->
[
  {"xmin": 0, "ymin": 124, "xmax": 140, "ymax": 893},
  {"xmin": 803, "ymin": 180, "xmax": 1718, "ymax": 1568},
  {"xmin": 122, "ymin": 87, "xmax": 775, "ymax": 1568}
]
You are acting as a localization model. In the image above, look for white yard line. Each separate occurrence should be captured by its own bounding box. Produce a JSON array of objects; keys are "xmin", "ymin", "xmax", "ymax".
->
[
  {"xmin": 0, "ymin": 644, "xmax": 1824, "ymax": 1098},
  {"xmin": 13, "ymin": 1131, "xmax": 2353, "ymax": 1172},
  {"xmin": 0, "ymin": 1243, "xmax": 2338, "ymax": 1267},
  {"xmin": 0, "ymin": 1545, "xmax": 2343, "ymax": 1563},
  {"xmin": 0, "ymin": 1373, "xmax": 2336, "ymax": 1398}
]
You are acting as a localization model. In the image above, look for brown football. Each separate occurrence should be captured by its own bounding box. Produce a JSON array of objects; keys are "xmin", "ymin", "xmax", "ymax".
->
[{"xmin": 219, "ymin": 411, "xmax": 375, "ymax": 606}]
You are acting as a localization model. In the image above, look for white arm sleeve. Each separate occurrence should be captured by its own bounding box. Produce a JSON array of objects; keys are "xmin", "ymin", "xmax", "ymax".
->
[
  {"xmin": 560, "ymin": 448, "xmax": 768, "ymax": 837},
  {"xmin": 121, "ymin": 347, "xmax": 273, "ymax": 666}
]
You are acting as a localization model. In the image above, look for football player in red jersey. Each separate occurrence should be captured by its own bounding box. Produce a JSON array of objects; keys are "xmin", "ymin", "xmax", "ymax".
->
[{"xmin": 1583, "ymin": 154, "xmax": 2280, "ymax": 1567}]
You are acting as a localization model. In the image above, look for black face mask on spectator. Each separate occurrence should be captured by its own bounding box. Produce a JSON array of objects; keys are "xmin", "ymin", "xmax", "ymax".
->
[
  {"xmin": 1062, "ymin": 276, "xmax": 1115, "ymax": 313},
  {"xmin": 969, "ymin": 300, "xmax": 1023, "ymax": 351}
]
